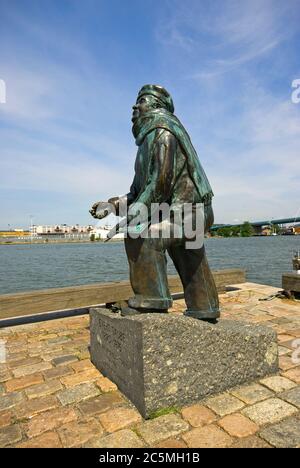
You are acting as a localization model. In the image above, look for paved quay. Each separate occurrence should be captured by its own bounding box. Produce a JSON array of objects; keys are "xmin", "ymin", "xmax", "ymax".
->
[{"xmin": 0, "ymin": 282, "xmax": 299, "ymax": 448}]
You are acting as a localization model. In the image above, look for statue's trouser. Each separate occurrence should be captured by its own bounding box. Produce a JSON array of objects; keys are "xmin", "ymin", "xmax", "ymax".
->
[{"xmin": 124, "ymin": 227, "xmax": 220, "ymax": 319}]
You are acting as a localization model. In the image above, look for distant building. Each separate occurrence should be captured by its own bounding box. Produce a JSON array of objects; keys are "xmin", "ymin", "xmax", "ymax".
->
[
  {"xmin": 282, "ymin": 226, "xmax": 296, "ymax": 235},
  {"xmin": 31, "ymin": 224, "xmax": 94, "ymax": 237},
  {"xmin": 294, "ymin": 224, "xmax": 300, "ymax": 235},
  {"xmin": 261, "ymin": 225, "xmax": 272, "ymax": 236},
  {"xmin": 0, "ymin": 230, "xmax": 30, "ymax": 237},
  {"xmin": 90, "ymin": 225, "xmax": 124, "ymax": 240}
]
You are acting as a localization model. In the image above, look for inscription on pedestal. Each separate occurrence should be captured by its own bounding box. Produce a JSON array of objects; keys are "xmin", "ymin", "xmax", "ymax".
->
[
  {"xmin": 95, "ymin": 322, "xmax": 128, "ymax": 387},
  {"xmin": 90, "ymin": 309, "xmax": 144, "ymax": 411}
]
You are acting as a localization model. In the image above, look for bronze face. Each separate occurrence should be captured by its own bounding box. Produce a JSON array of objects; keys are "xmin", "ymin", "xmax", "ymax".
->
[{"xmin": 132, "ymin": 95, "xmax": 159, "ymax": 122}]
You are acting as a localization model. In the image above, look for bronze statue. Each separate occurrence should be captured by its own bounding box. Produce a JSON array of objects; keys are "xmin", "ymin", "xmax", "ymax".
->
[{"xmin": 90, "ymin": 84, "xmax": 220, "ymax": 321}]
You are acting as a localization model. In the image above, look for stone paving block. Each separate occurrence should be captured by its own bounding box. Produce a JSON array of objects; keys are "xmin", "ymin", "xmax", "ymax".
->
[
  {"xmin": 98, "ymin": 407, "xmax": 142, "ymax": 433},
  {"xmin": 205, "ymin": 393, "xmax": 245, "ymax": 416},
  {"xmin": 78, "ymin": 350, "xmax": 90, "ymax": 360},
  {"xmin": 70, "ymin": 359, "xmax": 96, "ymax": 373},
  {"xmin": 259, "ymin": 417, "xmax": 300, "ymax": 448},
  {"xmin": 282, "ymin": 367, "xmax": 300, "ymax": 384},
  {"xmin": 37, "ymin": 333, "xmax": 58, "ymax": 341},
  {"xmin": 60, "ymin": 369, "xmax": 100, "ymax": 387},
  {"xmin": 136, "ymin": 414, "xmax": 189, "ymax": 446},
  {"xmin": 8, "ymin": 357, "xmax": 42, "ymax": 369},
  {"xmin": 0, "ymin": 424, "xmax": 22, "ymax": 448},
  {"xmin": 280, "ymin": 387, "xmax": 300, "ymax": 408},
  {"xmin": 6, "ymin": 345, "xmax": 27, "ymax": 354},
  {"xmin": 16, "ymin": 395, "xmax": 59, "ymax": 420},
  {"xmin": 25, "ymin": 379, "xmax": 63, "ymax": 399},
  {"xmin": 96, "ymin": 377, "xmax": 118, "ymax": 393},
  {"xmin": 0, "ymin": 368, "xmax": 12, "ymax": 383},
  {"xmin": 47, "ymin": 336, "xmax": 71, "ymax": 345},
  {"xmin": 242, "ymin": 397, "xmax": 298, "ymax": 426},
  {"xmin": 182, "ymin": 424, "xmax": 233, "ymax": 448},
  {"xmin": 41, "ymin": 351, "xmax": 64, "ymax": 362},
  {"xmin": 181, "ymin": 404, "xmax": 216, "ymax": 427},
  {"xmin": 12, "ymin": 362, "xmax": 52, "ymax": 378},
  {"xmin": 277, "ymin": 334, "xmax": 294, "ymax": 342},
  {"xmin": 154, "ymin": 438, "xmax": 187, "ymax": 448},
  {"xmin": 43, "ymin": 365, "xmax": 74, "ymax": 381},
  {"xmin": 57, "ymin": 418, "xmax": 103, "ymax": 448},
  {"xmin": 57, "ymin": 382, "xmax": 99, "ymax": 406},
  {"xmin": 218, "ymin": 413, "xmax": 259, "ymax": 438},
  {"xmin": 279, "ymin": 338, "xmax": 300, "ymax": 350},
  {"xmin": 7, "ymin": 352, "xmax": 28, "ymax": 363},
  {"xmin": 84, "ymin": 429, "xmax": 145, "ymax": 448},
  {"xmin": 17, "ymin": 431, "xmax": 62, "ymax": 448},
  {"xmin": 51, "ymin": 354, "xmax": 79, "ymax": 366},
  {"xmin": 279, "ymin": 356, "xmax": 299, "ymax": 371},
  {"xmin": 25, "ymin": 407, "xmax": 78, "ymax": 438},
  {"xmin": 78, "ymin": 392, "xmax": 124, "ymax": 417},
  {"xmin": 0, "ymin": 411, "xmax": 12, "ymax": 429},
  {"xmin": 5, "ymin": 373, "xmax": 44, "ymax": 393},
  {"xmin": 0, "ymin": 391, "xmax": 24, "ymax": 411},
  {"xmin": 277, "ymin": 346, "xmax": 291, "ymax": 356},
  {"xmin": 230, "ymin": 383, "xmax": 273, "ymax": 404},
  {"xmin": 62, "ymin": 338, "xmax": 87, "ymax": 349},
  {"xmin": 260, "ymin": 375, "xmax": 297, "ymax": 393},
  {"xmin": 231, "ymin": 435, "xmax": 272, "ymax": 448}
]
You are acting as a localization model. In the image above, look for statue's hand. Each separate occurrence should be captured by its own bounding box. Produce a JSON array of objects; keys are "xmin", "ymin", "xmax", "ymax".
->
[{"xmin": 89, "ymin": 202, "xmax": 109, "ymax": 219}]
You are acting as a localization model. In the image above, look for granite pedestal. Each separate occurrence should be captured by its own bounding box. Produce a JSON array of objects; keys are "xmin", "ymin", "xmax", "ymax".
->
[{"xmin": 89, "ymin": 308, "xmax": 278, "ymax": 418}]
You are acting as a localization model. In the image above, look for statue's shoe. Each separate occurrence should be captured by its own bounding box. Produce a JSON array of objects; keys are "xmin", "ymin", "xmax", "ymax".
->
[
  {"xmin": 184, "ymin": 309, "xmax": 220, "ymax": 323},
  {"xmin": 120, "ymin": 306, "xmax": 142, "ymax": 316}
]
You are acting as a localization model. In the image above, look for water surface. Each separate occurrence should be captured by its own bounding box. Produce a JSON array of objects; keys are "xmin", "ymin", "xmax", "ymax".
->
[{"xmin": 0, "ymin": 236, "xmax": 299, "ymax": 294}]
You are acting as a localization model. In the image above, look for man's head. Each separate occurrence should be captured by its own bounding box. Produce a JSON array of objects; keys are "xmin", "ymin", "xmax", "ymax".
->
[{"xmin": 132, "ymin": 84, "xmax": 174, "ymax": 122}]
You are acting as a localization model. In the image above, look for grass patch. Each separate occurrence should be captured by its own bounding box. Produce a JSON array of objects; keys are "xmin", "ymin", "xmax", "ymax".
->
[{"xmin": 148, "ymin": 406, "xmax": 180, "ymax": 419}]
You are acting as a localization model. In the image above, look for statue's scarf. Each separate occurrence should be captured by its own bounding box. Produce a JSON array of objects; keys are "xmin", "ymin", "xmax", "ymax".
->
[{"xmin": 132, "ymin": 108, "xmax": 214, "ymax": 202}]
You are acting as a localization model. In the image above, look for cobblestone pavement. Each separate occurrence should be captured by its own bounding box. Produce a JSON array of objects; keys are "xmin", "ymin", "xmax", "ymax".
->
[{"xmin": 0, "ymin": 282, "xmax": 300, "ymax": 448}]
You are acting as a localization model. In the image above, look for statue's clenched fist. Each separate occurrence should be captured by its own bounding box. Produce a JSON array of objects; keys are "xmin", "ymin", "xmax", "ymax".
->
[{"xmin": 89, "ymin": 201, "xmax": 109, "ymax": 219}]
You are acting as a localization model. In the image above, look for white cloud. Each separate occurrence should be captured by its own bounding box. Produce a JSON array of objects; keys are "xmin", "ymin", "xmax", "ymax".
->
[{"xmin": 157, "ymin": 0, "xmax": 298, "ymax": 77}]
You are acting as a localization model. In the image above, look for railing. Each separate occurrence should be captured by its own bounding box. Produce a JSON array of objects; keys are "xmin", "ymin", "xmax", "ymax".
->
[{"xmin": 0, "ymin": 269, "xmax": 246, "ymax": 327}]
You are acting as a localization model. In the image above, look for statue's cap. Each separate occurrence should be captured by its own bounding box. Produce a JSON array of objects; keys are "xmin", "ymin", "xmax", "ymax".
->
[{"xmin": 137, "ymin": 84, "xmax": 174, "ymax": 113}]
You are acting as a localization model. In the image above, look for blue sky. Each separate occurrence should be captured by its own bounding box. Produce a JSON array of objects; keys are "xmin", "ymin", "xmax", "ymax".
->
[{"xmin": 0, "ymin": 0, "xmax": 300, "ymax": 229}]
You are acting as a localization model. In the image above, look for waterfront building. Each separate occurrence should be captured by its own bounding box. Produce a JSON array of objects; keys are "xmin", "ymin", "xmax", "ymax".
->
[
  {"xmin": 90, "ymin": 225, "xmax": 124, "ymax": 240},
  {"xmin": 0, "ymin": 229, "xmax": 30, "ymax": 238},
  {"xmin": 31, "ymin": 224, "xmax": 94, "ymax": 237}
]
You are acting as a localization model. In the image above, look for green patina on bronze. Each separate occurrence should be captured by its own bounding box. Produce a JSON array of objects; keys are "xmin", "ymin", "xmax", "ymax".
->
[{"xmin": 132, "ymin": 107, "xmax": 214, "ymax": 204}]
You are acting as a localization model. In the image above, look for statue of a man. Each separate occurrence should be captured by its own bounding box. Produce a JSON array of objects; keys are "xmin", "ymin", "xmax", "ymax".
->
[{"xmin": 90, "ymin": 84, "xmax": 220, "ymax": 321}]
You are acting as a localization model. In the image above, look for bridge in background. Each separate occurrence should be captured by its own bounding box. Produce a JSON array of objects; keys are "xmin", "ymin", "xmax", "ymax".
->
[{"xmin": 211, "ymin": 217, "xmax": 300, "ymax": 234}]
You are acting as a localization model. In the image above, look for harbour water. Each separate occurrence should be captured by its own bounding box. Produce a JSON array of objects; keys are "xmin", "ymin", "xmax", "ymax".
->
[{"xmin": 0, "ymin": 236, "xmax": 299, "ymax": 295}]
